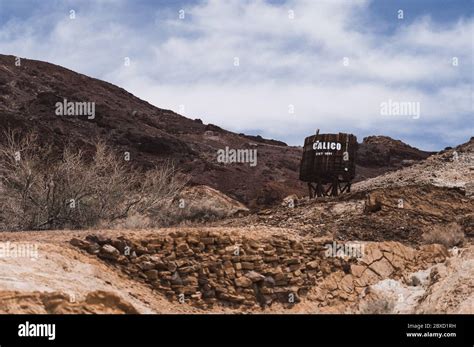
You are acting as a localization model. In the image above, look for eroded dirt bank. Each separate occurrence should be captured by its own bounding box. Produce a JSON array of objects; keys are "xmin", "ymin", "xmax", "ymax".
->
[{"xmin": 0, "ymin": 227, "xmax": 471, "ymax": 314}]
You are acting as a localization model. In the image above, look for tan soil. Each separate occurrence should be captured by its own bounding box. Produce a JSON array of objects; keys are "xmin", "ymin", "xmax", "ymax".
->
[{"xmin": 0, "ymin": 227, "xmax": 471, "ymax": 314}]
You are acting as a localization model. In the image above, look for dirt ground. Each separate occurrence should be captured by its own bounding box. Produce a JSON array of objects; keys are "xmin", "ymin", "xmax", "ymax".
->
[
  {"xmin": 0, "ymin": 227, "xmax": 305, "ymax": 314},
  {"xmin": 0, "ymin": 139, "xmax": 471, "ymax": 314},
  {"xmin": 0, "ymin": 227, "xmax": 472, "ymax": 314}
]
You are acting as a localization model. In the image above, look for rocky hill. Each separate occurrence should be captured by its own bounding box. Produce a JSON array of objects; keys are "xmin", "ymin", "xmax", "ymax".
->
[
  {"xmin": 0, "ymin": 55, "xmax": 471, "ymax": 314},
  {"xmin": 0, "ymin": 54, "xmax": 433, "ymax": 208},
  {"xmin": 218, "ymin": 137, "xmax": 473, "ymax": 243},
  {"xmin": 355, "ymin": 136, "xmax": 434, "ymax": 181},
  {"xmin": 354, "ymin": 137, "xmax": 473, "ymax": 193}
]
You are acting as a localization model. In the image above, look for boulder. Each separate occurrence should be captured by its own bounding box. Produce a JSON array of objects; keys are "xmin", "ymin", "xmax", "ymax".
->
[
  {"xmin": 241, "ymin": 262, "xmax": 254, "ymax": 270},
  {"xmin": 235, "ymin": 276, "xmax": 253, "ymax": 288},
  {"xmin": 350, "ymin": 264, "xmax": 366, "ymax": 278},
  {"xmin": 306, "ymin": 260, "xmax": 319, "ymax": 270},
  {"xmin": 246, "ymin": 271, "xmax": 265, "ymax": 283},
  {"xmin": 369, "ymin": 257, "xmax": 394, "ymax": 278},
  {"xmin": 140, "ymin": 261, "xmax": 157, "ymax": 271},
  {"xmin": 263, "ymin": 276, "xmax": 276, "ymax": 287},
  {"xmin": 99, "ymin": 244, "xmax": 120, "ymax": 260},
  {"xmin": 70, "ymin": 238, "xmax": 89, "ymax": 249},
  {"xmin": 361, "ymin": 245, "xmax": 384, "ymax": 265},
  {"xmin": 145, "ymin": 269, "xmax": 158, "ymax": 280}
]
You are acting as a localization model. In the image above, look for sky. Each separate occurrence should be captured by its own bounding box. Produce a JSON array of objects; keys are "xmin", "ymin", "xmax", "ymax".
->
[{"xmin": 0, "ymin": 0, "xmax": 472, "ymax": 150}]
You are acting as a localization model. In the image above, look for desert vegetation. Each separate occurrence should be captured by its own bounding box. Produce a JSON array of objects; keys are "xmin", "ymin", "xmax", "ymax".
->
[
  {"xmin": 360, "ymin": 297, "xmax": 395, "ymax": 314},
  {"xmin": 0, "ymin": 130, "xmax": 187, "ymax": 231},
  {"xmin": 422, "ymin": 222, "xmax": 465, "ymax": 248}
]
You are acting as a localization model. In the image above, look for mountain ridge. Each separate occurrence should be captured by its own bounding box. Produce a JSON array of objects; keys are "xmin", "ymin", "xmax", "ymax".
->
[{"xmin": 0, "ymin": 54, "xmax": 435, "ymax": 207}]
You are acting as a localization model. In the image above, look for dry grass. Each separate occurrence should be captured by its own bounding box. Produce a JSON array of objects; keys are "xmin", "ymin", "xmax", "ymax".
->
[
  {"xmin": 422, "ymin": 222, "xmax": 465, "ymax": 248},
  {"xmin": 165, "ymin": 203, "xmax": 230, "ymax": 225}
]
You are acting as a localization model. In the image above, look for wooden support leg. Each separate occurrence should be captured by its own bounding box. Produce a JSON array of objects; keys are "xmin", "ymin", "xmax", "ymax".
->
[
  {"xmin": 325, "ymin": 183, "xmax": 332, "ymax": 196},
  {"xmin": 308, "ymin": 182, "xmax": 314, "ymax": 199},
  {"xmin": 317, "ymin": 180, "xmax": 325, "ymax": 197},
  {"xmin": 308, "ymin": 180, "xmax": 352, "ymax": 198},
  {"xmin": 341, "ymin": 182, "xmax": 351, "ymax": 193},
  {"xmin": 331, "ymin": 178, "xmax": 339, "ymax": 196}
]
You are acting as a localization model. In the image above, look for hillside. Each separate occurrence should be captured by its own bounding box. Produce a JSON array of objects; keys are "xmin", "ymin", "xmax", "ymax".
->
[
  {"xmin": 0, "ymin": 54, "xmax": 471, "ymax": 315},
  {"xmin": 0, "ymin": 54, "xmax": 433, "ymax": 208},
  {"xmin": 0, "ymin": 135, "xmax": 471, "ymax": 314}
]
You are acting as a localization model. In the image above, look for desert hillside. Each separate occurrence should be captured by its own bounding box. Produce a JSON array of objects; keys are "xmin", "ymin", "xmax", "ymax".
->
[
  {"xmin": 0, "ymin": 137, "xmax": 471, "ymax": 314},
  {"xmin": 0, "ymin": 56, "xmax": 471, "ymax": 315},
  {"xmin": 0, "ymin": 54, "xmax": 433, "ymax": 208}
]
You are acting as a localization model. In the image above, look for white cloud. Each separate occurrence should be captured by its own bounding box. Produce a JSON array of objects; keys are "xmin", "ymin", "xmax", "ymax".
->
[{"xmin": 0, "ymin": 0, "xmax": 472, "ymax": 150}]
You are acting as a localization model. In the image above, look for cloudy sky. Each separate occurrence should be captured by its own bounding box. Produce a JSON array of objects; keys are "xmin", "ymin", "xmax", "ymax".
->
[{"xmin": 0, "ymin": 0, "xmax": 472, "ymax": 150}]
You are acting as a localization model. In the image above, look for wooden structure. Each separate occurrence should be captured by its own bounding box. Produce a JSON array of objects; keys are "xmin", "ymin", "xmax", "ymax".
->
[{"xmin": 299, "ymin": 131, "xmax": 357, "ymax": 197}]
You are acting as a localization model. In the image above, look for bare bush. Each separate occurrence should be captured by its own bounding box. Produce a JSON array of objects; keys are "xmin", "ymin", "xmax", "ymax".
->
[
  {"xmin": 150, "ymin": 186, "xmax": 248, "ymax": 227},
  {"xmin": 157, "ymin": 203, "xmax": 229, "ymax": 226},
  {"xmin": 109, "ymin": 201, "xmax": 233, "ymax": 229},
  {"xmin": 422, "ymin": 223, "xmax": 465, "ymax": 248},
  {"xmin": 0, "ymin": 130, "xmax": 187, "ymax": 230},
  {"xmin": 360, "ymin": 297, "xmax": 395, "ymax": 314}
]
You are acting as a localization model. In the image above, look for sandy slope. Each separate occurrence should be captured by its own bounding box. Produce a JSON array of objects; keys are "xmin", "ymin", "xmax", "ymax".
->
[{"xmin": 0, "ymin": 229, "xmax": 200, "ymax": 314}]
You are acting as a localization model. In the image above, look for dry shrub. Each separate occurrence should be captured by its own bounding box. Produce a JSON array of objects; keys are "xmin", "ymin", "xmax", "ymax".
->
[
  {"xmin": 110, "ymin": 213, "xmax": 152, "ymax": 230},
  {"xmin": 360, "ymin": 297, "xmax": 395, "ymax": 314},
  {"xmin": 458, "ymin": 214, "xmax": 474, "ymax": 237},
  {"xmin": 0, "ymin": 130, "xmax": 187, "ymax": 231},
  {"xmin": 364, "ymin": 193, "xmax": 382, "ymax": 213},
  {"xmin": 158, "ymin": 203, "xmax": 230, "ymax": 226},
  {"xmin": 422, "ymin": 222, "xmax": 465, "ymax": 248}
]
